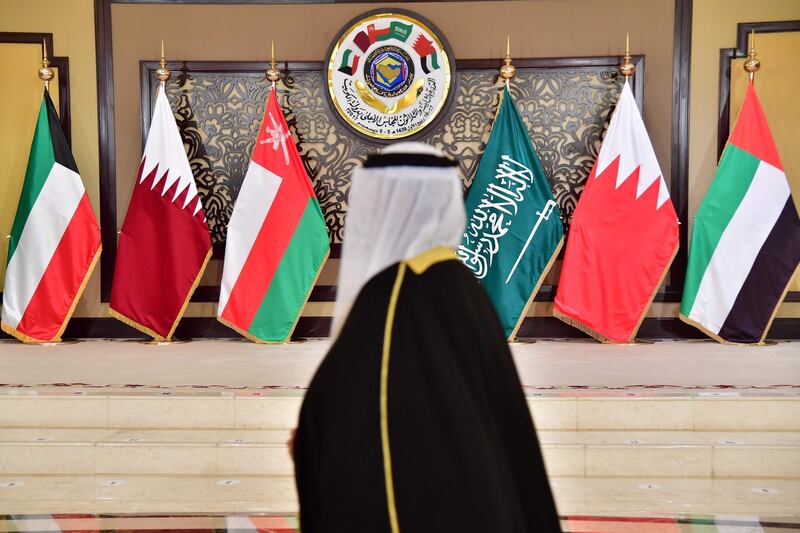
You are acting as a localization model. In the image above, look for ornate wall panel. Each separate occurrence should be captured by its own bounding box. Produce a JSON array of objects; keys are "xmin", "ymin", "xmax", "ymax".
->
[{"xmin": 142, "ymin": 57, "xmax": 642, "ymax": 249}]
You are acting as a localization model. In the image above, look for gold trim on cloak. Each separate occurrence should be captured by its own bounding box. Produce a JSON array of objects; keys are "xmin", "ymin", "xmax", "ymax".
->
[
  {"xmin": 405, "ymin": 245, "xmax": 456, "ymax": 274},
  {"xmin": 375, "ymin": 248, "xmax": 453, "ymax": 531},
  {"xmin": 380, "ymin": 261, "xmax": 406, "ymax": 533}
]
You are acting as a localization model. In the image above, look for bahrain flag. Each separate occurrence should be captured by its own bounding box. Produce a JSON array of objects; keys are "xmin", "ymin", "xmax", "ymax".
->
[
  {"xmin": 109, "ymin": 87, "xmax": 212, "ymax": 341},
  {"xmin": 554, "ymin": 82, "xmax": 679, "ymax": 343}
]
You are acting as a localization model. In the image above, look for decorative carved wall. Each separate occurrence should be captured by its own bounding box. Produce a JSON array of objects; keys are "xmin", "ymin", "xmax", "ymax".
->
[{"xmin": 142, "ymin": 57, "xmax": 641, "ymax": 248}]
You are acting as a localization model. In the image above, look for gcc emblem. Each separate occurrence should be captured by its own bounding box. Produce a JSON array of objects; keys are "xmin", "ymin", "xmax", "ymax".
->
[{"xmin": 326, "ymin": 10, "xmax": 454, "ymax": 140}]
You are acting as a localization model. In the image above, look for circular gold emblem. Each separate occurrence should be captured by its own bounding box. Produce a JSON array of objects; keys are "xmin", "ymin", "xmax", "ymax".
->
[{"xmin": 326, "ymin": 11, "xmax": 454, "ymax": 140}]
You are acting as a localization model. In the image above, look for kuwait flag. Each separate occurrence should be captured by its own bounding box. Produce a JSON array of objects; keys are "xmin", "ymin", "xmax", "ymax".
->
[
  {"xmin": 554, "ymin": 82, "xmax": 679, "ymax": 343},
  {"xmin": 218, "ymin": 88, "xmax": 329, "ymax": 343},
  {"xmin": 680, "ymin": 81, "xmax": 800, "ymax": 344},
  {"xmin": 109, "ymin": 87, "xmax": 212, "ymax": 341},
  {"xmin": 1, "ymin": 90, "xmax": 101, "ymax": 343}
]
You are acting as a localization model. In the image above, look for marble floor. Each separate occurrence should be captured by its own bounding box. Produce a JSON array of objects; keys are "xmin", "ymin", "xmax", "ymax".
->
[
  {"xmin": 1, "ymin": 474, "xmax": 799, "ymax": 516},
  {"xmin": 1, "ymin": 339, "xmax": 798, "ymax": 530},
  {"xmin": 0, "ymin": 338, "xmax": 798, "ymax": 388},
  {"xmin": 0, "ymin": 512, "xmax": 798, "ymax": 532}
]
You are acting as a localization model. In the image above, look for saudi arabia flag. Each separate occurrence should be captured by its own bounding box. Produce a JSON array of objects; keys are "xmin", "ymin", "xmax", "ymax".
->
[
  {"xmin": 2, "ymin": 90, "xmax": 101, "ymax": 343},
  {"xmin": 218, "ymin": 88, "xmax": 329, "ymax": 343},
  {"xmin": 458, "ymin": 86, "xmax": 564, "ymax": 340},
  {"xmin": 680, "ymin": 81, "xmax": 800, "ymax": 344}
]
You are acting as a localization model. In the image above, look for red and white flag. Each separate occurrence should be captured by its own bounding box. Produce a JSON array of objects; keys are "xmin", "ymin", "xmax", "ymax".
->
[
  {"xmin": 109, "ymin": 88, "xmax": 212, "ymax": 341},
  {"xmin": 554, "ymin": 82, "xmax": 679, "ymax": 342},
  {"xmin": 2, "ymin": 90, "xmax": 101, "ymax": 343}
]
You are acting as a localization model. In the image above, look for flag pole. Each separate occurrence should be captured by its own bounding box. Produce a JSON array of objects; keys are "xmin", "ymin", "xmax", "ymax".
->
[
  {"xmin": 620, "ymin": 32, "xmax": 635, "ymax": 83},
  {"xmin": 499, "ymin": 35, "xmax": 516, "ymax": 89},
  {"xmin": 155, "ymin": 38, "xmax": 171, "ymax": 96},
  {"xmin": 744, "ymin": 29, "xmax": 760, "ymax": 83},
  {"xmin": 267, "ymin": 40, "xmax": 282, "ymax": 90},
  {"xmin": 39, "ymin": 38, "xmax": 54, "ymax": 90}
]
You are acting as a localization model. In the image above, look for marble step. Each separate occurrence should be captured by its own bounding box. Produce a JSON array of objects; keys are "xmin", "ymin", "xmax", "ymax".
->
[
  {"xmin": 1, "ymin": 429, "xmax": 798, "ymax": 479},
  {"xmin": 0, "ymin": 475, "xmax": 798, "ymax": 517},
  {"xmin": 1, "ymin": 392, "xmax": 798, "ymax": 431}
]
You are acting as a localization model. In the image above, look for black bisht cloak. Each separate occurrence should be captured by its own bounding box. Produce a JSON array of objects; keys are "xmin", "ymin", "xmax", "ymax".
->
[{"xmin": 294, "ymin": 248, "xmax": 561, "ymax": 532}]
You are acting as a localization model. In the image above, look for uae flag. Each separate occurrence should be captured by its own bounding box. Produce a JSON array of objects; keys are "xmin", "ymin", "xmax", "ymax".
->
[
  {"xmin": 554, "ymin": 82, "xmax": 679, "ymax": 343},
  {"xmin": 458, "ymin": 86, "xmax": 563, "ymax": 340},
  {"xmin": 109, "ymin": 87, "xmax": 212, "ymax": 341},
  {"xmin": 1, "ymin": 90, "xmax": 101, "ymax": 343},
  {"xmin": 218, "ymin": 88, "xmax": 329, "ymax": 343},
  {"xmin": 680, "ymin": 81, "xmax": 800, "ymax": 344}
]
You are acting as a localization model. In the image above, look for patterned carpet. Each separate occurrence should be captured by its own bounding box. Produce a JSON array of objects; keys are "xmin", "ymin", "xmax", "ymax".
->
[{"xmin": 1, "ymin": 514, "xmax": 799, "ymax": 532}]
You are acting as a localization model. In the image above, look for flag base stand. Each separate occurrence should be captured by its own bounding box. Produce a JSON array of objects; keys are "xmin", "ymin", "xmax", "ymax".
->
[
  {"xmin": 139, "ymin": 338, "xmax": 191, "ymax": 346},
  {"xmin": 605, "ymin": 339, "xmax": 656, "ymax": 346},
  {"xmin": 509, "ymin": 338, "xmax": 537, "ymax": 345},
  {"xmin": 34, "ymin": 340, "xmax": 80, "ymax": 347}
]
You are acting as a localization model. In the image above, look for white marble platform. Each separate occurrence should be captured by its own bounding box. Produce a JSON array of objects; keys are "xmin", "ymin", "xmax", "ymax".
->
[
  {"xmin": 1, "ymin": 339, "xmax": 798, "ymax": 517},
  {"xmin": 0, "ymin": 338, "xmax": 798, "ymax": 388}
]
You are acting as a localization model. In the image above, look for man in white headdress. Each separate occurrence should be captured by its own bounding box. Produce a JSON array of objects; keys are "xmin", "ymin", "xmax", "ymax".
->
[{"xmin": 292, "ymin": 143, "xmax": 560, "ymax": 532}]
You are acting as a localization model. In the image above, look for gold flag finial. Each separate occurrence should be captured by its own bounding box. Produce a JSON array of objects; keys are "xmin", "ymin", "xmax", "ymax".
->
[
  {"xmin": 744, "ymin": 29, "xmax": 760, "ymax": 82},
  {"xmin": 499, "ymin": 35, "xmax": 516, "ymax": 86},
  {"xmin": 156, "ymin": 38, "xmax": 171, "ymax": 83},
  {"xmin": 620, "ymin": 32, "xmax": 635, "ymax": 79},
  {"xmin": 266, "ymin": 39, "xmax": 282, "ymax": 87},
  {"xmin": 38, "ymin": 38, "xmax": 54, "ymax": 88}
]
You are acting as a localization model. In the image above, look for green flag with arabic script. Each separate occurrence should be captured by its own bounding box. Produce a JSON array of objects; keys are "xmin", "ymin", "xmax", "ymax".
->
[{"xmin": 458, "ymin": 86, "xmax": 564, "ymax": 339}]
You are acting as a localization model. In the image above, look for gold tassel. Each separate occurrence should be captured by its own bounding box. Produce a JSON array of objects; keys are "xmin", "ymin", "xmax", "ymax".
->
[
  {"xmin": 509, "ymin": 237, "xmax": 564, "ymax": 341},
  {"xmin": 217, "ymin": 248, "xmax": 331, "ymax": 344},
  {"xmin": 1, "ymin": 245, "xmax": 102, "ymax": 344}
]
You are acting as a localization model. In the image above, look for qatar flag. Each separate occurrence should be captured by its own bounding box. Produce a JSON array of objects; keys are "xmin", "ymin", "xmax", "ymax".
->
[
  {"xmin": 554, "ymin": 82, "xmax": 679, "ymax": 343},
  {"xmin": 109, "ymin": 87, "xmax": 212, "ymax": 341}
]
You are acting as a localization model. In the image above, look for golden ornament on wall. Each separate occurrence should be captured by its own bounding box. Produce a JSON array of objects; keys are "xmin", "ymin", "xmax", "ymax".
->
[{"xmin": 324, "ymin": 9, "xmax": 455, "ymax": 141}]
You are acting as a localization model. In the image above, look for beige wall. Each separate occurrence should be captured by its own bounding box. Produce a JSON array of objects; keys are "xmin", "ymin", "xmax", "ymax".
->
[
  {"xmin": 110, "ymin": 0, "xmax": 674, "ymax": 319},
  {"xmin": 0, "ymin": 0, "xmax": 100, "ymax": 316},
  {"xmin": 689, "ymin": 0, "xmax": 800, "ymax": 319}
]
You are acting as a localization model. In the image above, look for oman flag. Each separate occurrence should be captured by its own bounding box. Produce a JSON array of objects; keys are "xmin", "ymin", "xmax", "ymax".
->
[
  {"xmin": 680, "ymin": 81, "xmax": 800, "ymax": 344},
  {"xmin": 218, "ymin": 88, "xmax": 329, "ymax": 343},
  {"xmin": 2, "ymin": 89, "xmax": 101, "ymax": 343},
  {"xmin": 109, "ymin": 87, "xmax": 212, "ymax": 341},
  {"xmin": 554, "ymin": 82, "xmax": 679, "ymax": 343}
]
